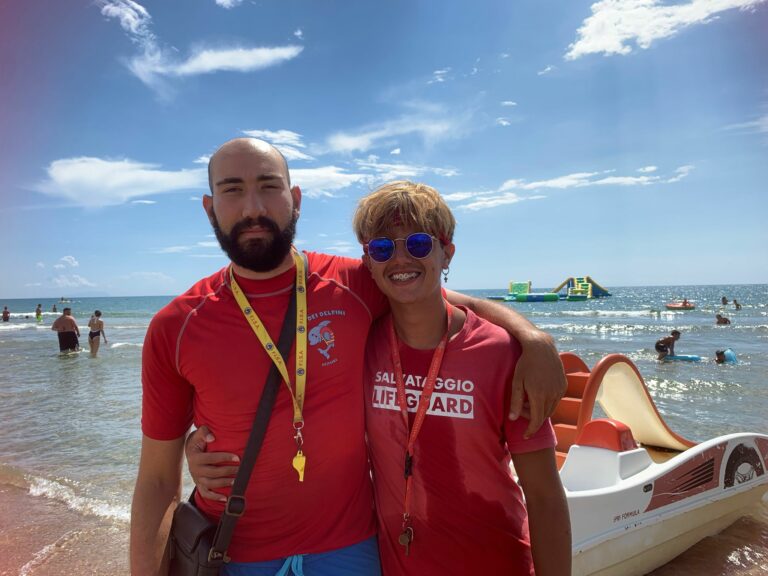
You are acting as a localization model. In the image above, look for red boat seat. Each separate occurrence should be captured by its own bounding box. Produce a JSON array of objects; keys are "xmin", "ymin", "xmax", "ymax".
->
[{"xmin": 576, "ymin": 419, "xmax": 637, "ymax": 452}]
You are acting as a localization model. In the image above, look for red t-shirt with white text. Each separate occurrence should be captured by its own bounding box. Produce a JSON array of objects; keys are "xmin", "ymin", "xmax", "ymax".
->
[{"xmin": 364, "ymin": 309, "xmax": 556, "ymax": 575}]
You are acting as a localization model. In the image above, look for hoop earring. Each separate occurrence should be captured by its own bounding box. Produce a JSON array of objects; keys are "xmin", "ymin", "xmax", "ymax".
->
[{"xmin": 443, "ymin": 266, "xmax": 450, "ymax": 283}]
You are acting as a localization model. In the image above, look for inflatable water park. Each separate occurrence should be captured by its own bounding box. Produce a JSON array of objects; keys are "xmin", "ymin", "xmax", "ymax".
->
[{"xmin": 489, "ymin": 276, "xmax": 611, "ymax": 302}]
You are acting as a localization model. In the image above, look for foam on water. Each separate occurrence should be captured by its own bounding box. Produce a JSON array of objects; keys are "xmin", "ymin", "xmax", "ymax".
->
[
  {"xmin": 0, "ymin": 322, "xmax": 40, "ymax": 332},
  {"xmin": 109, "ymin": 342, "xmax": 143, "ymax": 349},
  {"xmin": 28, "ymin": 476, "xmax": 130, "ymax": 523}
]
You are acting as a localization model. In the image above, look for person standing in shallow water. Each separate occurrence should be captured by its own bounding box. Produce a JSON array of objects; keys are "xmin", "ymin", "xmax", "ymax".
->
[
  {"xmin": 2, "ymin": 306, "xmax": 9, "ymax": 322},
  {"xmin": 51, "ymin": 308, "xmax": 80, "ymax": 352},
  {"xmin": 87, "ymin": 310, "xmax": 107, "ymax": 356}
]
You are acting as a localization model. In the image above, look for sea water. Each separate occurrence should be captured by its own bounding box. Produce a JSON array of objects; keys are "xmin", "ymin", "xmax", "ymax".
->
[{"xmin": 0, "ymin": 285, "xmax": 766, "ymax": 574}]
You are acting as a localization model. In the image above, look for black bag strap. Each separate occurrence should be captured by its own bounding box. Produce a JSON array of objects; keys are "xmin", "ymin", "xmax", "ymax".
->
[{"xmin": 207, "ymin": 254, "xmax": 307, "ymax": 563}]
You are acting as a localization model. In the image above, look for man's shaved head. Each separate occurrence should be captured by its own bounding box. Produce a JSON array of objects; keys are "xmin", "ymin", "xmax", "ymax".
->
[{"xmin": 207, "ymin": 138, "xmax": 291, "ymax": 193}]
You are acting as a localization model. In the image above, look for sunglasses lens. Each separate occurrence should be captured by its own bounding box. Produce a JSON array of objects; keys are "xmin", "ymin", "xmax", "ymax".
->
[
  {"xmin": 406, "ymin": 233, "xmax": 434, "ymax": 259},
  {"xmin": 367, "ymin": 238, "xmax": 395, "ymax": 262}
]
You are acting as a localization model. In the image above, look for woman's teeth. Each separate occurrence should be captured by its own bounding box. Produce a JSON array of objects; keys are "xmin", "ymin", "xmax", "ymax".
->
[{"xmin": 390, "ymin": 272, "xmax": 419, "ymax": 281}]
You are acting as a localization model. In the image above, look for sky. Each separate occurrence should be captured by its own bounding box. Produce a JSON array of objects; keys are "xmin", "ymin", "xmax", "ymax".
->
[{"xmin": 1, "ymin": 0, "xmax": 766, "ymax": 298}]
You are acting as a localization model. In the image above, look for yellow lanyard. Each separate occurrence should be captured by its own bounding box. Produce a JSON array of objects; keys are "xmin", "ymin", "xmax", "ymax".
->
[{"xmin": 229, "ymin": 249, "xmax": 309, "ymax": 481}]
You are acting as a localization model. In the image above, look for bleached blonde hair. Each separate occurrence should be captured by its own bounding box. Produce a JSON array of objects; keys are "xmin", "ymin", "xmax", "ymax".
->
[{"xmin": 353, "ymin": 180, "xmax": 456, "ymax": 245}]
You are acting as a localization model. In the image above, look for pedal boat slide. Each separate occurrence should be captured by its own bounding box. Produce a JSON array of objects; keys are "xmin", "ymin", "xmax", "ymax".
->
[{"xmin": 546, "ymin": 353, "xmax": 767, "ymax": 575}]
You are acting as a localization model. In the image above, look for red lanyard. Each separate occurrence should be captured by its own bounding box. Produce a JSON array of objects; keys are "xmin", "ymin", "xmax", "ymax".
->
[{"xmin": 387, "ymin": 301, "xmax": 453, "ymax": 555}]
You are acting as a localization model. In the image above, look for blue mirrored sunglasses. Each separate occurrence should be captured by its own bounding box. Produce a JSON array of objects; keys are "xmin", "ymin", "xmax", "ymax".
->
[{"xmin": 365, "ymin": 232, "xmax": 437, "ymax": 263}]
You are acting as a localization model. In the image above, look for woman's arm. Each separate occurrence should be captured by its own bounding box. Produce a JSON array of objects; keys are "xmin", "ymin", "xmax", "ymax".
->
[{"xmin": 512, "ymin": 448, "xmax": 572, "ymax": 576}]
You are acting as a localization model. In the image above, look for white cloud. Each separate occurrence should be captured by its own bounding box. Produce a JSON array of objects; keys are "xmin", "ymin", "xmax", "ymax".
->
[
  {"xmin": 98, "ymin": 1, "xmax": 154, "ymax": 41},
  {"xmin": 725, "ymin": 113, "xmax": 768, "ymax": 134},
  {"xmin": 537, "ymin": 65, "xmax": 556, "ymax": 76},
  {"xmin": 441, "ymin": 191, "xmax": 478, "ymax": 202},
  {"xmin": 499, "ymin": 52, "xmax": 511, "ymax": 59},
  {"xmin": 154, "ymin": 240, "xmax": 220, "ymax": 255},
  {"xmin": 501, "ymin": 101, "xmax": 518, "ymax": 107},
  {"xmin": 154, "ymin": 246, "xmax": 192, "ymax": 254},
  {"xmin": 638, "ymin": 165, "xmax": 658, "ymax": 173},
  {"xmin": 292, "ymin": 166, "xmax": 368, "ymax": 198},
  {"xmin": 666, "ymin": 165, "xmax": 694, "ymax": 183},
  {"xmin": 36, "ymin": 262, "xmax": 45, "ymax": 269},
  {"xmin": 241, "ymin": 129, "xmax": 315, "ymax": 161},
  {"xmin": 294, "ymin": 28, "xmax": 304, "ymax": 40},
  {"xmin": 428, "ymin": 68, "xmax": 451, "ymax": 84},
  {"xmin": 566, "ymin": 0, "xmax": 766, "ymax": 60},
  {"xmin": 194, "ymin": 155, "xmax": 211, "ymax": 165},
  {"xmin": 25, "ymin": 282, "xmax": 43, "ymax": 287},
  {"xmin": 215, "ymin": 0, "xmax": 243, "ymax": 8},
  {"xmin": 354, "ymin": 157, "xmax": 459, "ymax": 182},
  {"xmin": 458, "ymin": 192, "xmax": 547, "ymax": 212},
  {"xmin": 132, "ymin": 199, "xmax": 157, "ymax": 204},
  {"xmin": 60, "ymin": 256, "xmax": 79, "ymax": 268},
  {"xmin": 390, "ymin": 148, "xmax": 401, "ymax": 155},
  {"xmin": 592, "ymin": 175, "xmax": 657, "ymax": 186},
  {"xmin": 54, "ymin": 264, "xmax": 66, "ymax": 270},
  {"xmin": 325, "ymin": 115, "xmax": 462, "ymax": 154},
  {"xmin": 501, "ymin": 172, "xmax": 603, "ymax": 191},
  {"xmin": 37, "ymin": 157, "xmax": 206, "ymax": 208},
  {"xmin": 496, "ymin": 118, "xmax": 512, "ymax": 127},
  {"xmin": 170, "ymin": 46, "xmax": 303, "ymax": 77},
  {"xmin": 98, "ymin": 1, "xmax": 302, "ymax": 93},
  {"xmin": 450, "ymin": 164, "xmax": 693, "ymax": 211},
  {"xmin": 52, "ymin": 275, "xmax": 96, "ymax": 288},
  {"xmin": 323, "ymin": 241, "xmax": 356, "ymax": 254}
]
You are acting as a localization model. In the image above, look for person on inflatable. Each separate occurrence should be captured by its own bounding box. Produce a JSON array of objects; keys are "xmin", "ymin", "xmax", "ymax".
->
[
  {"xmin": 655, "ymin": 330, "xmax": 680, "ymax": 360},
  {"xmin": 715, "ymin": 349, "xmax": 737, "ymax": 364}
]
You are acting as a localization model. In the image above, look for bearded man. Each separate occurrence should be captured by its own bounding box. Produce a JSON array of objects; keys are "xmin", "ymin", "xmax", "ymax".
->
[{"xmin": 130, "ymin": 138, "xmax": 565, "ymax": 576}]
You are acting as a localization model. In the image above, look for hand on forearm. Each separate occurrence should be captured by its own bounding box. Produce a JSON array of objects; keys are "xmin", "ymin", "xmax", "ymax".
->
[{"xmin": 445, "ymin": 291, "xmax": 566, "ymax": 436}]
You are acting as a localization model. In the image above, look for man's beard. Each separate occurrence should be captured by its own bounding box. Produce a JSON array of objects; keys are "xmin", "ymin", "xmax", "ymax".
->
[{"xmin": 210, "ymin": 211, "xmax": 297, "ymax": 273}]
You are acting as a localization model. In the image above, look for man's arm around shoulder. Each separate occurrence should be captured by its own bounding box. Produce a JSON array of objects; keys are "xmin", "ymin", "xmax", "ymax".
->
[
  {"xmin": 445, "ymin": 290, "xmax": 566, "ymax": 435},
  {"xmin": 130, "ymin": 434, "xmax": 186, "ymax": 576}
]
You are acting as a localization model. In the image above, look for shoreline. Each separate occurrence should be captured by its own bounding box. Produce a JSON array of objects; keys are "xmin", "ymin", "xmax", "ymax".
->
[{"xmin": 0, "ymin": 484, "xmax": 129, "ymax": 576}]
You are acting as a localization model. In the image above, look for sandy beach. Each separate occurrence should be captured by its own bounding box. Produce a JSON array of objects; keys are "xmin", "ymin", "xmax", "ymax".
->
[{"xmin": 0, "ymin": 485, "xmax": 128, "ymax": 576}]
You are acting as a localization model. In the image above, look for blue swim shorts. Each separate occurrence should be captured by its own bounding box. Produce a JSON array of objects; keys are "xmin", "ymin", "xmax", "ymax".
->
[{"xmin": 222, "ymin": 536, "xmax": 381, "ymax": 576}]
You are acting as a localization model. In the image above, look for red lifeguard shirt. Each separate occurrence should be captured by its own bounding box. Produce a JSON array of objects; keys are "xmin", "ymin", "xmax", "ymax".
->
[
  {"xmin": 364, "ymin": 309, "xmax": 556, "ymax": 575},
  {"xmin": 142, "ymin": 251, "xmax": 387, "ymax": 562}
]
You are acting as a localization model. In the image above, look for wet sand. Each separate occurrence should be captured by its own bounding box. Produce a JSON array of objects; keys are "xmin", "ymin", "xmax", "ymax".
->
[
  {"xmin": 649, "ymin": 503, "xmax": 768, "ymax": 575},
  {"xmin": 0, "ymin": 485, "xmax": 128, "ymax": 576}
]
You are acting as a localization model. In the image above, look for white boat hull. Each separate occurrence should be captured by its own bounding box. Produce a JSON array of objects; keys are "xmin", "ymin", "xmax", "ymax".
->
[
  {"xmin": 572, "ymin": 483, "xmax": 767, "ymax": 575},
  {"xmin": 554, "ymin": 353, "xmax": 768, "ymax": 575}
]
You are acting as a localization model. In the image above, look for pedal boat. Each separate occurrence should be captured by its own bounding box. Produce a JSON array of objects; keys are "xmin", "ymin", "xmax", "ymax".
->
[
  {"xmin": 665, "ymin": 301, "xmax": 695, "ymax": 310},
  {"xmin": 552, "ymin": 353, "xmax": 768, "ymax": 576}
]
